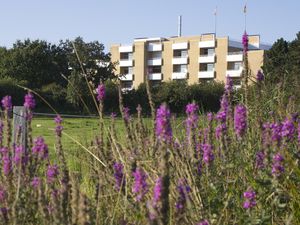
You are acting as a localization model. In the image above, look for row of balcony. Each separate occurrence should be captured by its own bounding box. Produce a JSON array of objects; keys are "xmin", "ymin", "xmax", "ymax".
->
[
  {"xmin": 120, "ymin": 40, "xmax": 216, "ymax": 53},
  {"xmin": 119, "ymin": 68, "xmax": 243, "ymax": 81},
  {"xmin": 120, "ymin": 52, "xmax": 243, "ymax": 67}
]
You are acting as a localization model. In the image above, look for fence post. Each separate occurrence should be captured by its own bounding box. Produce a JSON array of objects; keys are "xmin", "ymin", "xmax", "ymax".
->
[{"xmin": 13, "ymin": 106, "xmax": 27, "ymax": 148}]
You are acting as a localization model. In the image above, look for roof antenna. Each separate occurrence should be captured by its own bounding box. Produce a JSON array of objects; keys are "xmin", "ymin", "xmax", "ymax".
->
[{"xmin": 178, "ymin": 15, "xmax": 182, "ymax": 37}]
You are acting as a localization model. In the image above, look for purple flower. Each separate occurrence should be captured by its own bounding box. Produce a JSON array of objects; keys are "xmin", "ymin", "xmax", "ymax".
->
[
  {"xmin": 270, "ymin": 122, "xmax": 282, "ymax": 146},
  {"xmin": 175, "ymin": 179, "xmax": 191, "ymax": 213},
  {"xmin": 243, "ymin": 189, "xmax": 256, "ymax": 209},
  {"xmin": 234, "ymin": 104, "xmax": 247, "ymax": 138},
  {"xmin": 46, "ymin": 164, "xmax": 59, "ymax": 183},
  {"xmin": 256, "ymin": 70, "xmax": 264, "ymax": 82},
  {"xmin": 1, "ymin": 96, "xmax": 12, "ymax": 111},
  {"xmin": 113, "ymin": 162, "xmax": 125, "ymax": 191},
  {"xmin": 132, "ymin": 168, "xmax": 148, "ymax": 202},
  {"xmin": 242, "ymin": 31, "xmax": 249, "ymax": 53},
  {"xmin": 24, "ymin": 92, "xmax": 36, "ymax": 110},
  {"xmin": 96, "ymin": 83, "xmax": 105, "ymax": 101},
  {"xmin": 111, "ymin": 112, "xmax": 117, "ymax": 119},
  {"xmin": 0, "ymin": 186, "xmax": 6, "ymax": 202},
  {"xmin": 123, "ymin": 107, "xmax": 130, "ymax": 122},
  {"xmin": 13, "ymin": 145, "xmax": 24, "ymax": 166},
  {"xmin": 0, "ymin": 147, "xmax": 11, "ymax": 176},
  {"xmin": 31, "ymin": 177, "xmax": 41, "ymax": 189},
  {"xmin": 281, "ymin": 118, "xmax": 295, "ymax": 140},
  {"xmin": 207, "ymin": 113, "xmax": 213, "ymax": 122},
  {"xmin": 186, "ymin": 103, "xmax": 199, "ymax": 136},
  {"xmin": 272, "ymin": 153, "xmax": 284, "ymax": 177},
  {"xmin": 215, "ymin": 124, "xmax": 226, "ymax": 139},
  {"xmin": 298, "ymin": 123, "xmax": 300, "ymax": 146},
  {"xmin": 32, "ymin": 137, "xmax": 48, "ymax": 160},
  {"xmin": 54, "ymin": 115, "xmax": 63, "ymax": 136},
  {"xmin": 155, "ymin": 104, "xmax": 172, "ymax": 143},
  {"xmin": 186, "ymin": 103, "xmax": 199, "ymax": 115},
  {"xmin": 225, "ymin": 76, "xmax": 233, "ymax": 94},
  {"xmin": 0, "ymin": 121, "xmax": 3, "ymax": 143},
  {"xmin": 153, "ymin": 177, "xmax": 162, "ymax": 207},
  {"xmin": 201, "ymin": 143, "xmax": 214, "ymax": 165},
  {"xmin": 197, "ymin": 220, "xmax": 210, "ymax": 225},
  {"xmin": 255, "ymin": 151, "xmax": 266, "ymax": 169}
]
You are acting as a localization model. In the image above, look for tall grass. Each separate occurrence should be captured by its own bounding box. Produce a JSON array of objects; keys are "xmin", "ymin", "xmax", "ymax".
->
[{"xmin": 0, "ymin": 35, "xmax": 299, "ymax": 225}]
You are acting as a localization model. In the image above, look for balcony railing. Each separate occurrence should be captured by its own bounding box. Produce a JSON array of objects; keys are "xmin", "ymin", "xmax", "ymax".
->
[
  {"xmin": 119, "ymin": 45, "xmax": 133, "ymax": 53},
  {"xmin": 119, "ymin": 59, "xmax": 133, "ymax": 67},
  {"xmin": 147, "ymin": 58, "xmax": 162, "ymax": 66},
  {"xmin": 198, "ymin": 70, "xmax": 215, "ymax": 78},
  {"xmin": 172, "ymin": 72, "xmax": 187, "ymax": 79},
  {"xmin": 148, "ymin": 43, "xmax": 162, "ymax": 51},
  {"xmin": 199, "ymin": 40, "xmax": 215, "ymax": 48},
  {"xmin": 199, "ymin": 54, "xmax": 215, "ymax": 63},
  {"xmin": 226, "ymin": 68, "xmax": 243, "ymax": 77},
  {"xmin": 148, "ymin": 73, "xmax": 162, "ymax": 80},
  {"xmin": 119, "ymin": 74, "xmax": 133, "ymax": 81},
  {"xmin": 227, "ymin": 52, "xmax": 243, "ymax": 62},
  {"xmin": 172, "ymin": 56, "xmax": 188, "ymax": 65},
  {"xmin": 172, "ymin": 42, "xmax": 188, "ymax": 50}
]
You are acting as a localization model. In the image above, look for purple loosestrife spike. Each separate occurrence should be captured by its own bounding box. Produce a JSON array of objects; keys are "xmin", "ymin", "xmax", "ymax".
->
[
  {"xmin": 197, "ymin": 220, "xmax": 210, "ymax": 225},
  {"xmin": 132, "ymin": 168, "xmax": 148, "ymax": 202},
  {"xmin": 186, "ymin": 103, "xmax": 199, "ymax": 114},
  {"xmin": 31, "ymin": 177, "xmax": 41, "ymax": 189},
  {"xmin": 96, "ymin": 83, "xmax": 105, "ymax": 101},
  {"xmin": 111, "ymin": 112, "xmax": 117, "ymax": 119},
  {"xmin": 185, "ymin": 103, "xmax": 199, "ymax": 136},
  {"xmin": 0, "ymin": 121, "xmax": 3, "ymax": 143},
  {"xmin": 242, "ymin": 31, "xmax": 249, "ymax": 53},
  {"xmin": 46, "ymin": 164, "xmax": 59, "ymax": 183},
  {"xmin": 153, "ymin": 177, "xmax": 163, "ymax": 207},
  {"xmin": 215, "ymin": 124, "xmax": 226, "ymax": 139},
  {"xmin": 225, "ymin": 76, "xmax": 233, "ymax": 94},
  {"xmin": 272, "ymin": 152, "xmax": 284, "ymax": 177},
  {"xmin": 175, "ymin": 179, "xmax": 191, "ymax": 213},
  {"xmin": 201, "ymin": 143, "xmax": 214, "ymax": 165},
  {"xmin": 54, "ymin": 115, "xmax": 63, "ymax": 136},
  {"xmin": 281, "ymin": 118, "xmax": 295, "ymax": 140},
  {"xmin": 0, "ymin": 186, "xmax": 6, "ymax": 202},
  {"xmin": 155, "ymin": 104, "xmax": 172, "ymax": 143},
  {"xmin": 270, "ymin": 122, "xmax": 282, "ymax": 146},
  {"xmin": 32, "ymin": 137, "xmax": 49, "ymax": 160},
  {"xmin": 113, "ymin": 162, "xmax": 125, "ymax": 191},
  {"xmin": 255, "ymin": 151, "xmax": 266, "ymax": 169},
  {"xmin": 0, "ymin": 147, "xmax": 11, "ymax": 176},
  {"xmin": 123, "ymin": 107, "xmax": 130, "ymax": 122},
  {"xmin": 298, "ymin": 123, "xmax": 300, "ymax": 146},
  {"xmin": 243, "ymin": 189, "xmax": 256, "ymax": 209},
  {"xmin": 256, "ymin": 70, "xmax": 264, "ymax": 82},
  {"xmin": 1, "ymin": 96, "xmax": 12, "ymax": 111},
  {"xmin": 24, "ymin": 92, "xmax": 36, "ymax": 110},
  {"xmin": 13, "ymin": 145, "xmax": 24, "ymax": 166},
  {"xmin": 234, "ymin": 104, "xmax": 247, "ymax": 138},
  {"xmin": 207, "ymin": 112, "xmax": 213, "ymax": 122}
]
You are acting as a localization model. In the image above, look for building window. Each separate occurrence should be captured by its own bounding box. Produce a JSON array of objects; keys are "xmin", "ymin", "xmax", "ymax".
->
[
  {"xmin": 200, "ymin": 63, "xmax": 214, "ymax": 72},
  {"xmin": 121, "ymin": 81, "xmax": 133, "ymax": 90},
  {"xmin": 173, "ymin": 64, "xmax": 187, "ymax": 73}
]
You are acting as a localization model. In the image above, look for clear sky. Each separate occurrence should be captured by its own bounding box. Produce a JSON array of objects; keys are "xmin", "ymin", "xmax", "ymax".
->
[{"xmin": 0, "ymin": 0, "xmax": 299, "ymax": 51}]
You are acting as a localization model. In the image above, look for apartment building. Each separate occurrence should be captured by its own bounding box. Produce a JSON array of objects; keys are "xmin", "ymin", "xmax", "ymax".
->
[{"xmin": 110, "ymin": 33, "xmax": 270, "ymax": 90}]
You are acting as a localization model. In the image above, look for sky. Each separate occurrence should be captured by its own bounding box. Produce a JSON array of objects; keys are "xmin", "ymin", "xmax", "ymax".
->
[{"xmin": 0, "ymin": 0, "xmax": 299, "ymax": 52}]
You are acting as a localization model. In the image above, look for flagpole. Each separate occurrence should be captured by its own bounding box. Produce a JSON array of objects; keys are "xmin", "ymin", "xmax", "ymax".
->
[
  {"xmin": 214, "ymin": 6, "xmax": 217, "ymax": 35},
  {"xmin": 244, "ymin": 2, "xmax": 247, "ymax": 31}
]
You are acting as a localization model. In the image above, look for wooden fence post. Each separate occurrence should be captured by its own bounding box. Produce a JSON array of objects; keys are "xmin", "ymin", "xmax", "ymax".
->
[{"xmin": 13, "ymin": 106, "xmax": 27, "ymax": 148}]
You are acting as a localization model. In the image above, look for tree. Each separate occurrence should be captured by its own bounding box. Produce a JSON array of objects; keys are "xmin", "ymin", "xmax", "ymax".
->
[
  {"xmin": 262, "ymin": 38, "xmax": 289, "ymax": 83},
  {"xmin": 62, "ymin": 37, "xmax": 116, "ymax": 108}
]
